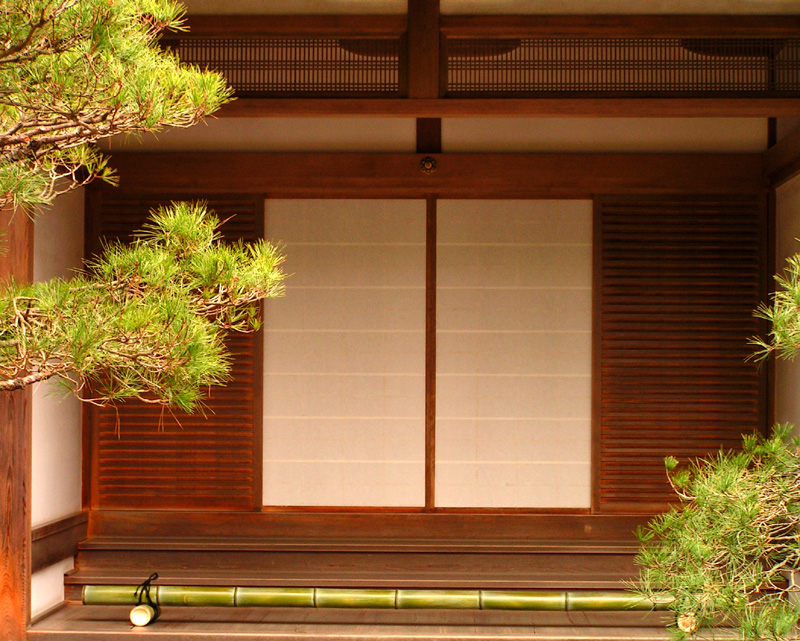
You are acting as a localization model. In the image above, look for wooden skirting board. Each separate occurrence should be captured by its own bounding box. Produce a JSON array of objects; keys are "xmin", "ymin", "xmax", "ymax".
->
[{"xmin": 31, "ymin": 512, "xmax": 89, "ymax": 574}]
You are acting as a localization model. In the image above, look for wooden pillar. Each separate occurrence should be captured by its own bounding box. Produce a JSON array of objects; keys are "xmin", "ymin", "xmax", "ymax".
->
[
  {"xmin": 408, "ymin": 0, "xmax": 440, "ymax": 99},
  {"xmin": 0, "ymin": 207, "xmax": 33, "ymax": 641}
]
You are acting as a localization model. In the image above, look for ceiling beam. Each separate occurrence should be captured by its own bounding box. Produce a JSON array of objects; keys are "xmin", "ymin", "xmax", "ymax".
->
[
  {"xmin": 102, "ymin": 152, "xmax": 766, "ymax": 198},
  {"xmin": 218, "ymin": 97, "xmax": 800, "ymax": 119},
  {"xmin": 440, "ymin": 14, "xmax": 800, "ymax": 38}
]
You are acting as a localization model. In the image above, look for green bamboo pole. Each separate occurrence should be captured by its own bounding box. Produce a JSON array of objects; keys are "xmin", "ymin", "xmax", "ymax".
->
[
  {"xmin": 397, "ymin": 590, "xmax": 480, "ymax": 609},
  {"xmin": 567, "ymin": 591, "xmax": 669, "ymax": 611},
  {"xmin": 481, "ymin": 591, "xmax": 567, "ymax": 611},
  {"xmin": 158, "ymin": 586, "xmax": 235, "ymax": 607},
  {"xmin": 316, "ymin": 588, "xmax": 396, "ymax": 609},
  {"xmin": 83, "ymin": 585, "xmax": 141, "ymax": 606},
  {"xmin": 235, "ymin": 587, "xmax": 314, "ymax": 608},
  {"xmin": 83, "ymin": 586, "xmax": 673, "ymax": 611}
]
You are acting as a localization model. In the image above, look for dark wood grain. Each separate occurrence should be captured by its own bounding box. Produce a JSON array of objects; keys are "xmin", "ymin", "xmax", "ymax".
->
[
  {"xmin": 31, "ymin": 513, "xmax": 88, "ymax": 573},
  {"xmin": 408, "ymin": 0, "xmax": 440, "ymax": 99},
  {"xmin": 88, "ymin": 510, "xmax": 650, "ymax": 542},
  {"xmin": 218, "ymin": 97, "xmax": 800, "ymax": 118},
  {"xmin": 102, "ymin": 152, "xmax": 766, "ymax": 199},
  {"xmin": 765, "ymin": 123, "xmax": 800, "ymax": 186},
  {"xmin": 28, "ymin": 602, "xmax": 675, "ymax": 641},
  {"xmin": 416, "ymin": 119, "xmax": 442, "ymax": 155},
  {"xmin": 440, "ymin": 14, "xmax": 800, "ymax": 38},
  {"xmin": 0, "ymin": 206, "xmax": 33, "ymax": 641},
  {"xmin": 85, "ymin": 196, "xmax": 262, "ymax": 511},
  {"xmin": 595, "ymin": 196, "xmax": 769, "ymax": 512},
  {"xmin": 178, "ymin": 14, "xmax": 407, "ymax": 38}
]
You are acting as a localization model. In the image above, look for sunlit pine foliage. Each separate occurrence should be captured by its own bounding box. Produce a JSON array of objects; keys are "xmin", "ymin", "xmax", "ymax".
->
[
  {"xmin": 0, "ymin": 0, "xmax": 232, "ymax": 210},
  {"xmin": 0, "ymin": 202, "xmax": 285, "ymax": 412}
]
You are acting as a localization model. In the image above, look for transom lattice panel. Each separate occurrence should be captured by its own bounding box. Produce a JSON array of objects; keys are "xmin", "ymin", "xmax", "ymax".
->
[
  {"xmin": 446, "ymin": 38, "xmax": 800, "ymax": 96},
  {"xmin": 165, "ymin": 38, "xmax": 402, "ymax": 97}
]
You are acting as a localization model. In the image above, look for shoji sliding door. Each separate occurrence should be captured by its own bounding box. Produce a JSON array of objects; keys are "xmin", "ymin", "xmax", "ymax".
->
[
  {"xmin": 262, "ymin": 200, "xmax": 426, "ymax": 507},
  {"xmin": 435, "ymin": 200, "xmax": 593, "ymax": 508}
]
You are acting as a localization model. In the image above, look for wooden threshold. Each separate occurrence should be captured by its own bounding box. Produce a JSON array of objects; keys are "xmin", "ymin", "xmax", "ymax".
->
[
  {"xmin": 87, "ymin": 510, "xmax": 652, "ymax": 542},
  {"xmin": 218, "ymin": 97, "xmax": 800, "ymax": 118}
]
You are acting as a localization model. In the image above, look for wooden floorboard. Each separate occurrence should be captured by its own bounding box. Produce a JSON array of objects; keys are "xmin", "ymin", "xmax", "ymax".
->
[{"xmin": 28, "ymin": 605, "xmax": 694, "ymax": 641}]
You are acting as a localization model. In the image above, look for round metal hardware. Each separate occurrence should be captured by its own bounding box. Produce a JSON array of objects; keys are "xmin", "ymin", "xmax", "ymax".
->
[{"xmin": 419, "ymin": 157, "xmax": 437, "ymax": 174}]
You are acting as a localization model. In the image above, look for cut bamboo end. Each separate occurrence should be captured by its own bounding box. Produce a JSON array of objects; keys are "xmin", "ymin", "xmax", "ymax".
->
[{"xmin": 129, "ymin": 604, "xmax": 159, "ymax": 626}]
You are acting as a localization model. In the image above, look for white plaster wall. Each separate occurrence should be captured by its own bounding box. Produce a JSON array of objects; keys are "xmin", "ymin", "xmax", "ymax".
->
[
  {"xmin": 101, "ymin": 118, "xmax": 416, "ymax": 153},
  {"xmin": 262, "ymin": 199, "xmax": 426, "ymax": 506},
  {"xmin": 775, "ymin": 175, "xmax": 800, "ymax": 428},
  {"xmin": 443, "ymin": 118, "xmax": 767, "ymax": 153},
  {"xmin": 31, "ymin": 187, "xmax": 84, "ymax": 618},
  {"xmin": 30, "ymin": 558, "xmax": 74, "ymax": 620},
  {"xmin": 435, "ymin": 200, "xmax": 593, "ymax": 508},
  {"xmin": 31, "ymin": 187, "xmax": 84, "ymax": 526}
]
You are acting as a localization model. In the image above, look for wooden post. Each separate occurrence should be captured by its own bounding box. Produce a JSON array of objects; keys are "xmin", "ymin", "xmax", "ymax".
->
[
  {"xmin": 0, "ymin": 207, "xmax": 33, "ymax": 641},
  {"xmin": 408, "ymin": 0, "xmax": 440, "ymax": 99}
]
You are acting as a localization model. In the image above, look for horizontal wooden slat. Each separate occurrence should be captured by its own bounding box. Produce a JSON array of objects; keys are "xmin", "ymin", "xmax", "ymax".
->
[
  {"xmin": 179, "ymin": 15, "xmax": 407, "ymax": 38},
  {"xmin": 595, "ymin": 196, "xmax": 768, "ymax": 513},
  {"xmin": 217, "ymin": 97, "xmax": 800, "ymax": 118},
  {"xmin": 440, "ymin": 15, "xmax": 800, "ymax": 39}
]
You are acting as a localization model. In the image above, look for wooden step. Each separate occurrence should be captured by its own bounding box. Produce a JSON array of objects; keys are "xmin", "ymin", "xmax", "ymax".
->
[
  {"xmin": 77, "ymin": 537, "xmax": 640, "ymax": 555},
  {"xmin": 29, "ymin": 605, "xmax": 684, "ymax": 641},
  {"xmin": 70, "ymin": 542, "xmax": 637, "ymax": 597}
]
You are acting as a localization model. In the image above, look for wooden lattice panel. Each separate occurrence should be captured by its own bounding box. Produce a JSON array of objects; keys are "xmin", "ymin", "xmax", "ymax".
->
[
  {"xmin": 446, "ymin": 38, "xmax": 800, "ymax": 96},
  {"xmin": 596, "ymin": 196, "xmax": 769, "ymax": 513},
  {"xmin": 88, "ymin": 195, "xmax": 261, "ymax": 510},
  {"xmin": 165, "ymin": 37, "xmax": 402, "ymax": 98}
]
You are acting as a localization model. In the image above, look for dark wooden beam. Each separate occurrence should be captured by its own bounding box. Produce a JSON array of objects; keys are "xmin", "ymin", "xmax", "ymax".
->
[
  {"xmin": 31, "ymin": 513, "xmax": 88, "ymax": 574},
  {"xmin": 178, "ymin": 14, "xmax": 407, "ymax": 38},
  {"xmin": 416, "ymin": 119, "xmax": 442, "ymax": 155},
  {"xmin": 89, "ymin": 510, "xmax": 651, "ymax": 542},
  {"xmin": 218, "ymin": 97, "xmax": 800, "ymax": 119},
  {"xmin": 765, "ymin": 123, "xmax": 800, "ymax": 186},
  {"xmin": 407, "ymin": 0, "xmax": 440, "ymax": 99},
  {"xmin": 0, "ymin": 207, "xmax": 33, "ymax": 641},
  {"xmin": 173, "ymin": 14, "xmax": 800, "ymax": 40},
  {"xmin": 440, "ymin": 14, "xmax": 800, "ymax": 38},
  {"xmin": 102, "ymin": 152, "xmax": 767, "ymax": 199}
]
